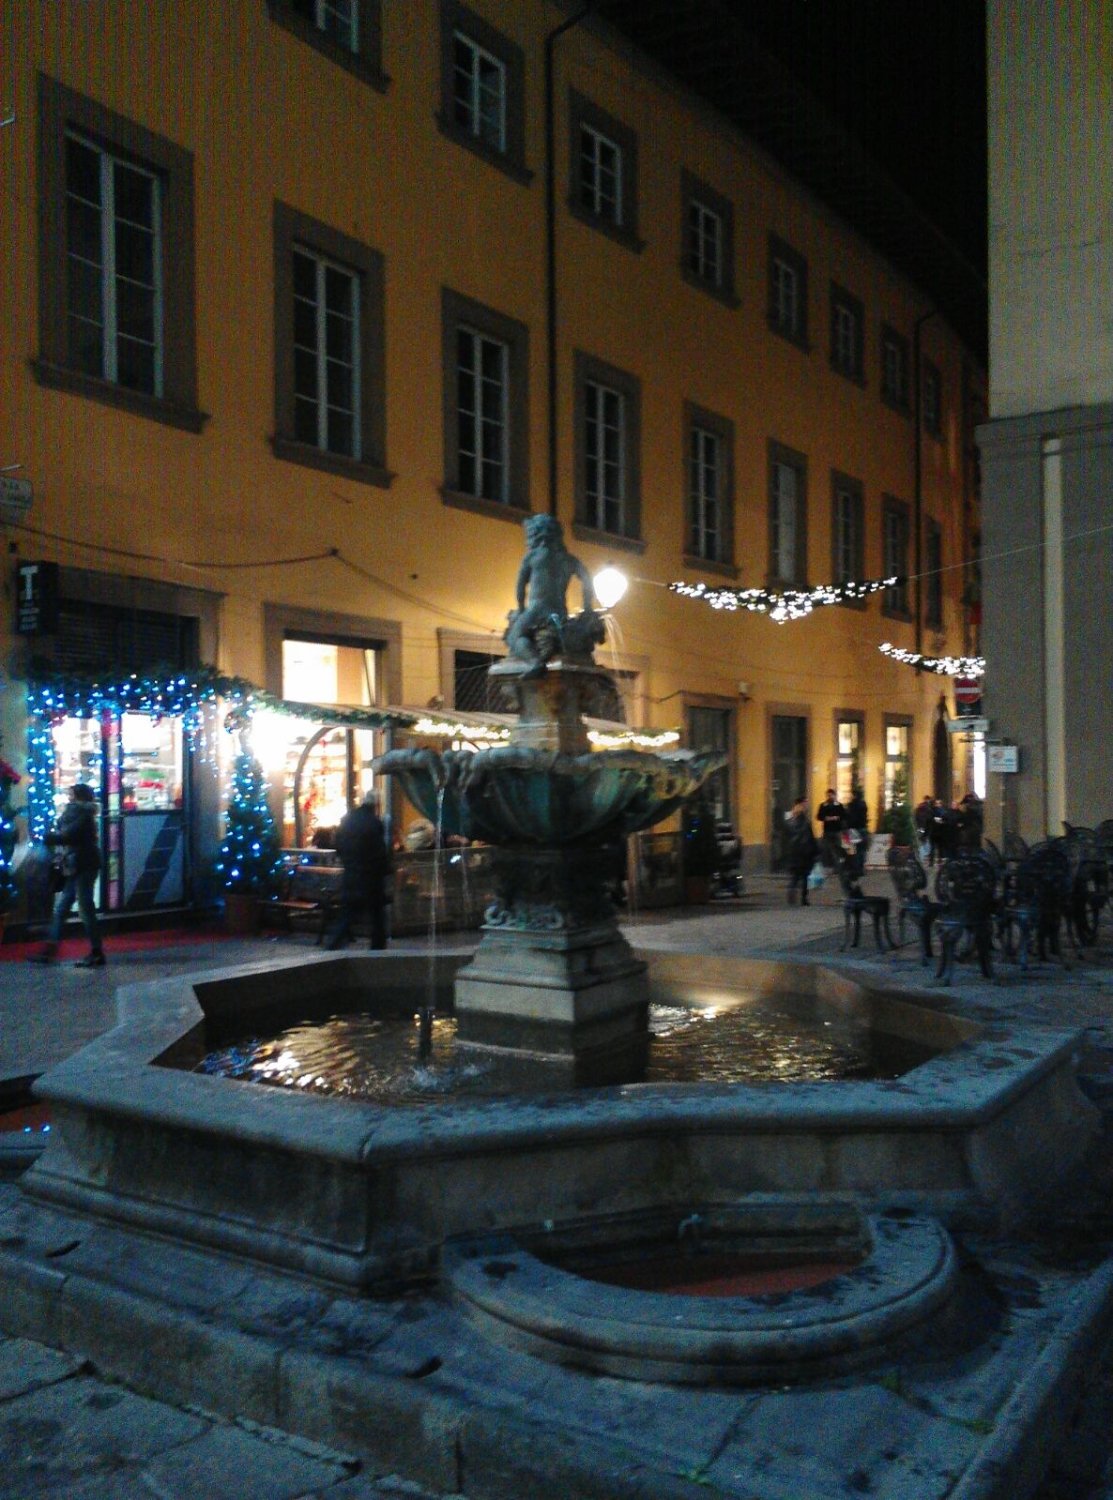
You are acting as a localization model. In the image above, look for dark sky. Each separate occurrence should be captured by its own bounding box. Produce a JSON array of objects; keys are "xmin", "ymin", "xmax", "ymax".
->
[{"xmin": 723, "ymin": 0, "xmax": 988, "ymax": 276}]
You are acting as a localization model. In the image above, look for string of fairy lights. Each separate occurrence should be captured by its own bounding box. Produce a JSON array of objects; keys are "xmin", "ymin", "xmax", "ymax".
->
[{"xmin": 668, "ymin": 575, "xmax": 899, "ymax": 622}]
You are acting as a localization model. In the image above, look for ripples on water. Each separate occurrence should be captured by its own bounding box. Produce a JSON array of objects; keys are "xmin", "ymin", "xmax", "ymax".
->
[{"xmin": 195, "ymin": 999, "xmax": 931, "ymax": 1104}]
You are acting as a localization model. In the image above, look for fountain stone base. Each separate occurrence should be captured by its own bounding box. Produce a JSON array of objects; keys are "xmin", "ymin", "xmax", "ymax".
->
[{"xmin": 454, "ymin": 845, "xmax": 650, "ymax": 1087}]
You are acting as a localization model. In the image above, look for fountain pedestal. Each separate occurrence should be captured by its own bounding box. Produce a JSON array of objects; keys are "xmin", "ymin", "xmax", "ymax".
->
[{"xmin": 454, "ymin": 844, "xmax": 649, "ymax": 1087}]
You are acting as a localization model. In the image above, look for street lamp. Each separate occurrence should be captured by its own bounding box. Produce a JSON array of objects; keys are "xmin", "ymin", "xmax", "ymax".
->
[{"xmin": 593, "ymin": 564, "xmax": 628, "ymax": 610}]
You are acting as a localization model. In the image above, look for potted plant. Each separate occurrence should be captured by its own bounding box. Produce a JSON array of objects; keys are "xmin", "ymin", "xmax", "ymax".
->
[
  {"xmin": 215, "ymin": 751, "xmax": 283, "ymax": 933},
  {"xmin": 682, "ymin": 793, "xmax": 721, "ymax": 904},
  {"xmin": 879, "ymin": 757, "xmax": 917, "ymax": 854},
  {"xmin": 0, "ymin": 757, "xmax": 22, "ymax": 937}
]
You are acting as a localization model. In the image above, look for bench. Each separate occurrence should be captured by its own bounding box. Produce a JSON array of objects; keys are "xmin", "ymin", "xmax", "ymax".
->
[{"xmin": 263, "ymin": 862, "xmax": 341, "ymax": 942}]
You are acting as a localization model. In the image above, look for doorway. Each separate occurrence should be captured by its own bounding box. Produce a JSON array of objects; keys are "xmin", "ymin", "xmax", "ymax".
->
[{"xmin": 770, "ymin": 714, "xmax": 807, "ymax": 870}]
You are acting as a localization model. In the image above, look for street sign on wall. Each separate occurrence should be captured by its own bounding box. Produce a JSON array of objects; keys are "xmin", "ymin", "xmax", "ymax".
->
[
  {"xmin": 0, "ymin": 475, "xmax": 32, "ymax": 524},
  {"xmin": 15, "ymin": 560, "xmax": 59, "ymax": 634},
  {"xmin": 954, "ymin": 676, "xmax": 982, "ymax": 715},
  {"xmin": 988, "ymin": 744, "xmax": 1020, "ymax": 773}
]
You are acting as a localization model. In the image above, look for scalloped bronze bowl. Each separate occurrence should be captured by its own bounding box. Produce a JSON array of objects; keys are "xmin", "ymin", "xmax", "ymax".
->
[{"xmin": 375, "ymin": 745, "xmax": 727, "ymax": 847}]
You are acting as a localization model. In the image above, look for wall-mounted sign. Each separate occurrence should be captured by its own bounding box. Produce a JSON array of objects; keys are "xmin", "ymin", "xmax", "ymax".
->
[
  {"xmin": 15, "ymin": 560, "xmax": 59, "ymax": 635},
  {"xmin": 988, "ymin": 744, "xmax": 1020, "ymax": 774},
  {"xmin": 947, "ymin": 717, "xmax": 989, "ymax": 735},
  {"xmin": 0, "ymin": 475, "xmax": 33, "ymax": 524}
]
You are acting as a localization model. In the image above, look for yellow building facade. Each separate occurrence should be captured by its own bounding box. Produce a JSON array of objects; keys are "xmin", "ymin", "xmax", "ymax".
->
[{"xmin": 0, "ymin": 0, "xmax": 982, "ymax": 914}]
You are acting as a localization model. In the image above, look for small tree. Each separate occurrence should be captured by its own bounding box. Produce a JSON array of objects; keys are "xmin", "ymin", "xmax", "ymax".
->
[
  {"xmin": 215, "ymin": 751, "xmax": 283, "ymax": 897},
  {"xmin": 879, "ymin": 757, "xmax": 917, "ymax": 849},
  {"xmin": 0, "ymin": 758, "xmax": 22, "ymax": 917}
]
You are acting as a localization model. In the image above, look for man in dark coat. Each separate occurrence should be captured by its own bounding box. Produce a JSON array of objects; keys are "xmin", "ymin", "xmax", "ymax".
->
[
  {"xmin": 784, "ymin": 795, "xmax": 819, "ymax": 906},
  {"xmin": 29, "ymin": 782, "xmax": 105, "ymax": 967},
  {"xmin": 816, "ymin": 788, "xmax": 845, "ymax": 868},
  {"xmin": 325, "ymin": 788, "xmax": 392, "ymax": 950},
  {"xmin": 844, "ymin": 787, "xmax": 870, "ymax": 876}
]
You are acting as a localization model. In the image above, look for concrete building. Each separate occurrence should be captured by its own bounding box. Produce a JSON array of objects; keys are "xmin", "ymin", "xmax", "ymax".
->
[
  {"xmin": 0, "ymin": 0, "xmax": 983, "ymax": 921},
  {"xmin": 979, "ymin": 0, "xmax": 1112, "ymax": 841}
]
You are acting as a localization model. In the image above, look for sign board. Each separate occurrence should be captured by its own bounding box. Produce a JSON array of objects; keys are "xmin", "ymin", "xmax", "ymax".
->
[
  {"xmin": 0, "ymin": 476, "xmax": 32, "ymax": 524},
  {"xmin": 954, "ymin": 676, "xmax": 982, "ymax": 706},
  {"xmin": 15, "ymin": 560, "xmax": 59, "ymax": 635},
  {"xmin": 947, "ymin": 717, "xmax": 989, "ymax": 735},
  {"xmin": 988, "ymin": 744, "xmax": 1020, "ymax": 774}
]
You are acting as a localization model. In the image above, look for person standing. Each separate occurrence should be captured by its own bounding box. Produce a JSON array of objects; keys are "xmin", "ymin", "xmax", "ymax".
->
[
  {"xmin": 28, "ymin": 782, "xmax": 105, "ymax": 967},
  {"xmin": 914, "ymin": 795, "xmax": 934, "ymax": 859},
  {"xmin": 785, "ymin": 796, "xmax": 819, "ymax": 906},
  {"xmin": 816, "ymin": 788, "xmax": 845, "ymax": 868},
  {"xmin": 325, "ymin": 788, "xmax": 392, "ymax": 950},
  {"xmin": 929, "ymin": 798, "xmax": 956, "ymax": 865},
  {"xmin": 844, "ymin": 785, "xmax": 870, "ymax": 876}
]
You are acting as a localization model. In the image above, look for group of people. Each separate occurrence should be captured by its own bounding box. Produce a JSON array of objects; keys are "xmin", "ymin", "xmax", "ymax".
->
[
  {"xmin": 914, "ymin": 793, "xmax": 984, "ymax": 864},
  {"xmin": 783, "ymin": 785, "xmax": 871, "ymax": 906}
]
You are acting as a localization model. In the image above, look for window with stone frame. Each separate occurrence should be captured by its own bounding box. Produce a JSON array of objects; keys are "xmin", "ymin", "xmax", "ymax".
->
[
  {"xmin": 682, "ymin": 171, "xmax": 736, "ymax": 304},
  {"xmin": 267, "ymin": 0, "xmax": 386, "ymax": 89},
  {"xmin": 34, "ymin": 76, "xmax": 203, "ymax": 431},
  {"xmin": 441, "ymin": 289, "xmax": 530, "ymax": 516},
  {"xmin": 768, "ymin": 234, "xmax": 808, "ymax": 346},
  {"xmin": 437, "ymin": 2, "xmax": 528, "ymax": 179},
  {"xmin": 568, "ymin": 91, "xmax": 640, "ymax": 250},
  {"xmin": 685, "ymin": 404, "xmax": 734, "ymax": 568},
  {"xmin": 922, "ymin": 357, "xmax": 943, "ymax": 436},
  {"xmin": 830, "ymin": 282, "xmax": 865, "ymax": 382},
  {"xmin": 881, "ymin": 324, "xmax": 910, "ymax": 411},
  {"xmin": 831, "ymin": 471, "xmax": 864, "ymax": 590},
  {"xmin": 882, "ymin": 496, "xmax": 912, "ymax": 617},
  {"xmin": 768, "ymin": 441, "xmax": 808, "ymax": 587},
  {"xmin": 925, "ymin": 517, "xmax": 944, "ymax": 628},
  {"xmin": 574, "ymin": 352, "xmax": 641, "ymax": 543},
  {"xmin": 273, "ymin": 202, "xmax": 389, "ymax": 486}
]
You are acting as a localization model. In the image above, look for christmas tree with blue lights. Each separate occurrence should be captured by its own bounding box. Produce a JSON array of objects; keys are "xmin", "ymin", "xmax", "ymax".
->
[{"xmin": 215, "ymin": 752, "xmax": 282, "ymax": 896}]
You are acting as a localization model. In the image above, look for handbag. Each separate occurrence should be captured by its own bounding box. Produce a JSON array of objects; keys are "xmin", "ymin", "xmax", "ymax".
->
[
  {"xmin": 806, "ymin": 860, "xmax": 826, "ymax": 891},
  {"xmin": 49, "ymin": 856, "xmax": 67, "ymax": 892}
]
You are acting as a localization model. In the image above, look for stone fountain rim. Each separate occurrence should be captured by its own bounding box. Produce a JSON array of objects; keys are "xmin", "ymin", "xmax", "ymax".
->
[{"xmin": 28, "ymin": 949, "xmax": 1088, "ymax": 1165}]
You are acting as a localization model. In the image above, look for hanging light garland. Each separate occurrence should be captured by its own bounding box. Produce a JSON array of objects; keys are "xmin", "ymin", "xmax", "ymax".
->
[
  {"xmin": 670, "ymin": 575, "xmax": 901, "ymax": 622},
  {"xmin": 878, "ymin": 644, "xmax": 985, "ymax": 677}
]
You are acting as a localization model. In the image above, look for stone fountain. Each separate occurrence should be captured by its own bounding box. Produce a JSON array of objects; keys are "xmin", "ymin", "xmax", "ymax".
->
[{"xmin": 376, "ymin": 514, "xmax": 725, "ymax": 1085}]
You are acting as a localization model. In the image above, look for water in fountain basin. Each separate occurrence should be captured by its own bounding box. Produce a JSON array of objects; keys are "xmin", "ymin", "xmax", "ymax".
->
[{"xmin": 193, "ymin": 992, "xmax": 936, "ymax": 1104}]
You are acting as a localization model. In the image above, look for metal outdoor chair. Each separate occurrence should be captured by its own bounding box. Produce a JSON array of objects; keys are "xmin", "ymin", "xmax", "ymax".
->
[
  {"xmin": 934, "ymin": 852, "xmax": 998, "ymax": 985},
  {"xmin": 836, "ymin": 855, "xmax": 894, "ymax": 953},
  {"xmin": 996, "ymin": 841, "xmax": 1072, "ymax": 971},
  {"xmin": 886, "ymin": 845, "xmax": 940, "ymax": 964},
  {"xmin": 1061, "ymin": 824, "xmax": 1109, "ymax": 946}
]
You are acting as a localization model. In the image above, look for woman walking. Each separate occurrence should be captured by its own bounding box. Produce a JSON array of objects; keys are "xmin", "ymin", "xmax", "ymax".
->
[{"xmin": 28, "ymin": 783, "xmax": 105, "ymax": 967}]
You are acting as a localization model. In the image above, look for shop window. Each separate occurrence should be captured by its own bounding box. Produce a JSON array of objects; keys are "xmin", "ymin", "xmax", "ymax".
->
[
  {"xmin": 884, "ymin": 720, "xmax": 912, "ymax": 810},
  {"xmin": 454, "ymin": 648, "xmax": 506, "ymax": 713},
  {"xmin": 687, "ymin": 704, "xmax": 732, "ymax": 822},
  {"xmin": 35, "ymin": 76, "xmax": 203, "ymax": 431},
  {"xmin": 273, "ymin": 201, "xmax": 389, "ymax": 487}
]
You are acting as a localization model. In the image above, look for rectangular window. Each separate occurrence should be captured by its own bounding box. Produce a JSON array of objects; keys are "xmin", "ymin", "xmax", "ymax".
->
[
  {"xmin": 579, "ymin": 124, "xmax": 622, "ymax": 225},
  {"xmin": 292, "ymin": 247, "xmax": 360, "ymax": 459},
  {"xmin": 768, "ymin": 235, "xmax": 808, "ymax": 345},
  {"xmin": 268, "ymin": 0, "xmax": 385, "ymax": 87},
  {"xmin": 881, "ymin": 324, "xmax": 909, "ymax": 410},
  {"xmin": 36, "ymin": 77, "xmax": 200, "ymax": 429},
  {"xmin": 442, "ymin": 289, "xmax": 529, "ymax": 515},
  {"xmin": 688, "ymin": 200, "xmax": 721, "ymax": 286},
  {"xmin": 452, "ymin": 30, "xmax": 506, "ymax": 151},
  {"xmin": 925, "ymin": 518, "xmax": 943, "ymax": 628},
  {"xmin": 682, "ymin": 171, "xmax": 736, "ymax": 303},
  {"xmin": 456, "ymin": 325, "xmax": 508, "ymax": 502},
  {"xmin": 689, "ymin": 426, "xmax": 720, "ymax": 559},
  {"xmin": 273, "ymin": 202, "xmax": 387, "ymax": 485},
  {"xmin": 585, "ymin": 380, "xmax": 625, "ymax": 534},
  {"xmin": 574, "ymin": 351, "xmax": 641, "ymax": 541},
  {"xmin": 569, "ymin": 91, "xmax": 640, "ymax": 249},
  {"xmin": 830, "ymin": 283, "xmax": 864, "ymax": 381},
  {"xmin": 65, "ymin": 133, "xmax": 163, "ymax": 396},
  {"xmin": 922, "ymin": 358, "xmax": 942, "ymax": 435},
  {"xmin": 292, "ymin": 0, "xmax": 357, "ymax": 50},
  {"xmin": 884, "ymin": 720, "xmax": 911, "ymax": 810},
  {"xmin": 836, "ymin": 716, "xmax": 862, "ymax": 805},
  {"xmin": 882, "ymin": 497, "xmax": 911, "ymax": 616},
  {"xmin": 831, "ymin": 471, "xmax": 864, "ymax": 588},
  {"xmin": 768, "ymin": 441, "xmax": 807, "ymax": 586}
]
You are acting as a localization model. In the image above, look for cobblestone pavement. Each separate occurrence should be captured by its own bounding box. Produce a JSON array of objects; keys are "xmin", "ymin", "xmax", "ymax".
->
[{"xmin": 3, "ymin": 877, "xmax": 1113, "ymax": 1498}]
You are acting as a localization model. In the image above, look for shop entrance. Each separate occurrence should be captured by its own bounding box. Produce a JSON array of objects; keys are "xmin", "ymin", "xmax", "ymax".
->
[{"xmin": 51, "ymin": 713, "xmax": 187, "ymax": 911}]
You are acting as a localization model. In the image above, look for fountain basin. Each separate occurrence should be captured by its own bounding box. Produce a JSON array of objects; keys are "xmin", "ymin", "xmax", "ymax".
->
[
  {"xmin": 22, "ymin": 952, "xmax": 1097, "ymax": 1289},
  {"xmin": 445, "ymin": 1201, "xmax": 958, "ymax": 1384}
]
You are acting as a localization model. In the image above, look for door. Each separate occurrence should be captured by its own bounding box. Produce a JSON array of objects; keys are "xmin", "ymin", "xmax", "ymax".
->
[
  {"xmin": 770, "ymin": 714, "xmax": 807, "ymax": 870},
  {"xmin": 686, "ymin": 705, "xmax": 733, "ymax": 822}
]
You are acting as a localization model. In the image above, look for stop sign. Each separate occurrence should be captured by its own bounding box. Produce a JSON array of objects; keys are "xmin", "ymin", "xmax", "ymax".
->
[{"xmin": 954, "ymin": 677, "xmax": 982, "ymax": 706}]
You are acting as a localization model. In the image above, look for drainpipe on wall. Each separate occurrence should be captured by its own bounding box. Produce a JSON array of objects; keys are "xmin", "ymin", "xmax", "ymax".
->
[
  {"xmin": 545, "ymin": 3, "xmax": 593, "ymax": 518},
  {"xmin": 912, "ymin": 310, "xmax": 935, "ymax": 663}
]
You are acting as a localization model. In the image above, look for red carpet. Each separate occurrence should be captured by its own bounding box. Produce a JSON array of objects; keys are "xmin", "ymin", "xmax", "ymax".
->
[{"xmin": 0, "ymin": 927, "xmax": 233, "ymax": 962}]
